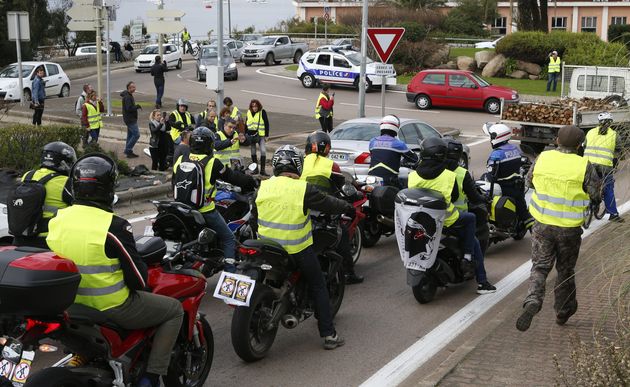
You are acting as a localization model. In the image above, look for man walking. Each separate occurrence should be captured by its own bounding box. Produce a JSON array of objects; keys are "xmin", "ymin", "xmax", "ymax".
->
[
  {"xmin": 181, "ymin": 27, "xmax": 193, "ymax": 55},
  {"xmin": 31, "ymin": 66, "xmax": 46, "ymax": 126},
  {"xmin": 150, "ymin": 56, "xmax": 167, "ymax": 109},
  {"xmin": 546, "ymin": 50, "xmax": 561, "ymax": 92},
  {"xmin": 516, "ymin": 125, "xmax": 601, "ymax": 332},
  {"xmin": 120, "ymin": 81, "xmax": 142, "ymax": 158}
]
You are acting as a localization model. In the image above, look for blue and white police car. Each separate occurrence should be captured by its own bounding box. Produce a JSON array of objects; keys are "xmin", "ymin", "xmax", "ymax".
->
[{"xmin": 296, "ymin": 49, "xmax": 397, "ymax": 90}]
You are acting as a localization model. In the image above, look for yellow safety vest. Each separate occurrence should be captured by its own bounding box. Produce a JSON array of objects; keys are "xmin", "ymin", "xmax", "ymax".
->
[
  {"xmin": 21, "ymin": 168, "xmax": 69, "ymax": 236},
  {"xmin": 46, "ymin": 205, "xmax": 130, "ymax": 311},
  {"xmin": 228, "ymin": 106, "xmax": 239, "ymax": 120},
  {"xmin": 182, "ymin": 31, "xmax": 191, "ymax": 42},
  {"xmin": 301, "ymin": 153, "xmax": 333, "ymax": 190},
  {"xmin": 199, "ymin": 111, "xmax": 218, "ymax": 128},
  {"xmin": 548, "ymin": 57, "xmax": 561, "ymax": 73},
  {"xmin": 529, "ymin": 150, "xmax": 589, "ymax": 227},
  {"xmin": 246, "ymin": 110, "xmax": 265, "ymax": 136},
  {"xmin": 315, "ymin": 93, "xmax": 332, "ymax": 119},
  {"xmin": 256, "ymin": 176, "xmax": 313, "ymax": 254},
  {"xmin": 84, "ymin": 102, "xmax": 102, "ymax": 130},
  {"xmin": 216, "ymin": 130, "xmax": 241, "ymax": 164},
  {"xmin": 173, "ymin": 153, "xmax": 218, "ymax": 213},
  {"xmin": 584, "ymin": 127, "xmax": 616, "ymax": 168},
  {"xmin": 170, "ymin": 110, "xmax": 193, "ymax": 141},
  {"xmin": 453, "ymin": 166, "xmax": 468, "ymax": 211},
  {"xmin": 408, "ymin": 169, "xmax": 459, "ymax": 227}
]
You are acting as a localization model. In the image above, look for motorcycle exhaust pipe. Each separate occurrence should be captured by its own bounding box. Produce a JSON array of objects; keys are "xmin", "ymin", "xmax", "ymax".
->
[
  {"xmin": 281, "ymin": 314, "xmax": 299, "ymax": 329},
  {"xmin": 376, "ymin": 214, "xmax": 394, "ymax": 228}
]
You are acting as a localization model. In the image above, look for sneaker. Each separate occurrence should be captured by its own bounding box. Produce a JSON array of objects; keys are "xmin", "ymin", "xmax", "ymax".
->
[
  {"xmin": 460, "ymin": 259, "xmax": 475, "ymax": 280},
  {"xmin": 345, "ymin": 273, "xmax": 364, "ymax": 285},
  {"xmin": 476, "ymin": 281, "xmax": 496, "ymax": 295},
  {"xmin": 609, "ymin": 214, "xmax": 625, "ymax": 223},
  {"xmin": 516, "ymin": 302, "xmax": 539, "ymax": 332},
  {"xmin": 323, "ymin": 332, "xmax": 345, "ymax": 350},
  {"xmin": 126, "ymin": 152, "xmax": 139, "ymax": 159}
]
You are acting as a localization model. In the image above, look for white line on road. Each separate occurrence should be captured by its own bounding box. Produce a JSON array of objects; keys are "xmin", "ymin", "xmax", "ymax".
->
[
  {"xmin": 240, "ymin": 90, "xmax": 306, "ymax": 101},
  {"xmin": 339, "ymin": 102, "xmax": 439, "ymax": 114},
  {"xmin": 255, "ymin": 68, "xmax": 299, "ymax": 81},
  {"xmin": 360, "ymin": 200, "xmax": 630, "ymax": 387},
  {"xmin": 466, "ymin": 138, "xmax": 490, "ymax": 147},
  {"xmin": 128, "ymin": 213, "xmax": 157, "ymax": 224}
]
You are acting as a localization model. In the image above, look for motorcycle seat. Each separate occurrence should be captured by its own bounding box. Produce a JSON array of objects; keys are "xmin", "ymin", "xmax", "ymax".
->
[
  {"xmin": 242, "ymin": 238, "xmax": 288, "ymax": 257},
  {"xmin": 66, "ymin": 304, "xmax": 131, "ymax": 336}
]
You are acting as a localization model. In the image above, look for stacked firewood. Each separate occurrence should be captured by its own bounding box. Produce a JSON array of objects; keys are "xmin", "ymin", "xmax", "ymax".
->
[{"xmin": 502, "ymin": 98, "xmax": 618, "ymax": 125}]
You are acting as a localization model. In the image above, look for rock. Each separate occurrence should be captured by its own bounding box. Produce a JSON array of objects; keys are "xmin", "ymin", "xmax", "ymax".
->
[
  {"xmin": 435, "ymin": 61, "xmax": 457, "ymax": 69},
  {"xmin": 528, "ymin": 74, "xmax": 539, "ymax": 80},
  {"xmin": 424, "ymin": 45, "xmax": 450, "ymax": 68},
  {"xmin": 456, "ymin": 56, "xmax": 476, "ymax": 71},
  {"xmin": 516, "ymin": 60, "xmax": 542, "ymax": 76},
  {"xmin": 481, "ymin": 54, "xmax": 507, "ymax": 77},
  {"xmin": 509, "ymin": 70, "xmax": 528, "ymax": 79},
  {"xmin": 474, "ymin": 50, "xmax": 496, "ymax": 70}
]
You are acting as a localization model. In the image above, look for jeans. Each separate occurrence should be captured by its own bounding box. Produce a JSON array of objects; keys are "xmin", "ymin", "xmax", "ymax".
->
[
  {"xmin": 292, "ymin": 246, "xmax": 335, "ymax": 337},
  {"xmin": 202, "ymin": 210, "xmax": 235, "ymax": 259},
  {"xmin": 124, "ymin": 122, "xmax": 140, "ymax": 154},
  {"xmin": 602, "ymin": 173, "xmax": 619, "ymax": 215},
  {"xmin": 449, "ymin": 212, "xmax": 488, "ymax": 283},
  {"xmin": 155, "ymin": 82, "xmax": 164, "ymax": 107},
  {"xmin": 546, "ymin": 72, "xmax": 559, "ymax": 91},
  {"xmin": 249, "ymin": 135, "xmax": 267, "ymax": 158},
  {"xmin": 184, "ymin": 41, "xmax": 193, "ymax": 55},
  {"xmin": 32, "ymin": 104, "xmax": 44, "ymax": 125}
]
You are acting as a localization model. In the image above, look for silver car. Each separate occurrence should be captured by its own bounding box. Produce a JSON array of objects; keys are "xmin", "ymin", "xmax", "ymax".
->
[
  {"xmin": 329, "ymin": 117, "xmax": 469, "ymax": 181},
  {"xmin": 195, "ymin": 45, "xmax": 238, "ymax": 82}
]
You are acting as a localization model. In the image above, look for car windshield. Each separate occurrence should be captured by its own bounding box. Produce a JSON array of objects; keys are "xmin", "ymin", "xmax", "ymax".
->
[
  {"xmin": 469, "ymin": 73, "xmax": 490, "ymax": 87},
  {"xmin": 0, "ymin": 64, "xmax": 34, "ymax": 78},
  {"xmin": 141, "ymin": 46, "xmax": 159, "ymax": 54},
  {"xmin": 201, "ymin": 47, "xmax": 230, "ymax": 58},
  {"xmin": 331, "ymin": 123, "xmax": 380, "ymax": 141},
  {"xmin": 345, "ymin": 52, "xmax": 373, "ymax": 66},
  {"xmin": 253, "ymin": 37, "xmax": 276, "ymax": 45}
]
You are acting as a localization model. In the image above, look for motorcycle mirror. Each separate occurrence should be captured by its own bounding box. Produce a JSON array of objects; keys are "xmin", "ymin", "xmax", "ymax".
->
[
  {"xmin": 341, "ymin": 183, "xmax": 358, "ymax": 198},
  {"xmin": 197, "ymin": 228, "xmax": 216, "ymax": 245},
  {"xmin": 481, "ymin": 122, "xmax": 494, "ymax": 137},
  {"xmin": 247, "ymin": 163, "xmax": 258, "ymax": 172}
]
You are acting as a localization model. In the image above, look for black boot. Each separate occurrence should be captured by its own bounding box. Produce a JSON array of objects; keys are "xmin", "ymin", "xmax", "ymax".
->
[
  {"xmin": 345, "ymin": 271, "xmax": 364, "ymax": 285},
  {"xmin": 260, "ymin": 156, "xmax": 269, "ymax": 176}
]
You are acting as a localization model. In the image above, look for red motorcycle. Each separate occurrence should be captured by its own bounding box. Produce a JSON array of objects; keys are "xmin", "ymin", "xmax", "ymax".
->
[
  {"xmin": 339, "ymin": 184, "xmax": 367, "ymax": 264},
  {"xmin": 0, "ymin": 230, "xmax": 215, "ymax": 387}
]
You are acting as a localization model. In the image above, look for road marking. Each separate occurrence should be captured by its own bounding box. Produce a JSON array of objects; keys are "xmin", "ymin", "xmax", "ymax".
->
[
  {"xmin": 466, "ymin": 138, "xmax": 490, "ymax": 147},
  {"xmin": 128, "ymin": 213, "xmax": 157, "ymax": 224},
  {"xmin": 339, "ymin": 102, "xmax": 439, "ymax": 114},
  {"xmin": 360, "ymin": 200, "xmax": 630, "ymax": 387},
  {"xmin": 240, "ymin": 90, "xmax": 306, "ymax": 101},
  {"xmin": 176, "ymin": 69, "xmax": 200, "ymax": 85},
  {"xmin": 255, "ymin": 68, "xmax": 299, "ymax": 82}
]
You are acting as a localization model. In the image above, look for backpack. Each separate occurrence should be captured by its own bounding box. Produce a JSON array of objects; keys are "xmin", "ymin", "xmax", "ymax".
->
[
  {"xmin": 7, "ymin": 171, "xmax": 59, "ymax": 237},
  {"xmin": 173, "ymin": 155, "xmax": 211, "ymax": 209}
]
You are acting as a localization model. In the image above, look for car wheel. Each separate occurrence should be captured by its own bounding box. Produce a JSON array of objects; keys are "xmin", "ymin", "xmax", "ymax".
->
[
  {"xmin": 293, "ymin": 50, "xmax": 303, "ymax": 64},
  {"xmin": 176, "ymin": 59, "xmax": 182, "ymax": 69},
  {"xmin": 353, "ymin": 76, "xmax": 371, "ymax": 92},
  {"xmin": 484, "ymin": 98, "xmax": 500, "ymax": 114},
  {"xmin": 265, "ymin": 53, "xmax": 274, "ymax": 66},
  {"xmin": 233, "ymin": 70, "xmax": 238, "ymax": 81},
  {"xmin": 23, "ymin": 88, "xmax": 31, "ymax": 102},
  {"xmin": 301, "ymin": 73, "xmax": 316, "ymax": 88},
  {"xmin": 58, "ymin": 83, "xmax": 70, "ymax": 98},
  {"xmin": 244, "ymin": 61, "xmax": 252, "ymax": 66},
  {"xmin": 415, "ymin": 94, "xmax": 431, "ymax": 110}
]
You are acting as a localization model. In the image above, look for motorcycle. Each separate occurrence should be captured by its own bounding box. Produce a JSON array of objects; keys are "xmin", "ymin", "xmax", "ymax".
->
[
  {"xmin": 0, "ymin": 229, "xmax": 216, "ymax": 387},
  {"xmin": 215, "ymin": 180, "xmax": 256, "ymax": 243},
  {"xmin": 358, "ymin": 176, "xmax": 399, "ymax": 248}
]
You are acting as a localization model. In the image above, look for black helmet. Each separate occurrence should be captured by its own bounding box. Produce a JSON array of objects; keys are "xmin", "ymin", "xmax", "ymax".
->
[
  {"xmin": 272, "ymin": 145, "xmax": 304, "ymax": 176},
  {"xmin": 446, "ymin": 140, "xmax": 464, "ymax": 162},
  {"xmin": 420, "ymin": 137, "xmax": 447, "ymax": 161},
  {"xmin": 305, "ymin": 131, "xmax": 331, "ymax": 156},
  {"xmin": 190, "ymin": 127, "xmax": 214, "ymax": 155},
  {"xmin": 41, "ymin": 142, "xmax": 77, "ymax": 175},
  {"xmin": 71, "ymin": 153, "xmax": 118, "ymax": 206}
]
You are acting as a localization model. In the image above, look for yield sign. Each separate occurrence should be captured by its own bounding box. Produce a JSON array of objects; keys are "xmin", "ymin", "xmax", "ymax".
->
[{"xmin": 366, "ymin": 27, "xmax": 405, "ymax": 63}]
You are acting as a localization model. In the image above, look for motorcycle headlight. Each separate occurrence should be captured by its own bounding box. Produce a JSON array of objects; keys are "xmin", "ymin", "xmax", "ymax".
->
[{"xmin": 228, "ymin": 62, "xmax": 236, "ymax": 69}]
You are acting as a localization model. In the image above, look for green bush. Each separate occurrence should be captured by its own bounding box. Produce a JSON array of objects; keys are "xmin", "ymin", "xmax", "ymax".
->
[
  {"xmin": 81, "ymin": 143, "xmax": 131, "ymax": 176},
  {"xmin": 563, "ymin": 41, "xmax": 629, "ymax": 67},
  {"xmin": 609, "ymin": 24, "xmax": 630, "ymax": 46},
  {"xmin": 390, "ymin": 40, "xmax": 444, "ymax": 74},
  {"xmin": 0, "ymin": 124, "xmax": 82, "ymax": 173},
  {"xmin": 391, "ymin": 21, "xmax": 427, "ymax": 43}
]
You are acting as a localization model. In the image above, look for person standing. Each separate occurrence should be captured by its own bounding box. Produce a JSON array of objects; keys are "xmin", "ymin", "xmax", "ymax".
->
[
  {"xmin": 214, "ymin": 119, "xmax": 246, "ymax": 166},
  {"xmin": 31, "ymin": 66, "xmax": 46, "ymax": 126},
  {"xmin": 75, "ymin": 84, "xmax": 93, "ymax": 117},
  {"xmin": 315, "ymin": 85, "xmax": 334, "ymax": 133},
  {"xmin": 246, "ymin": 99, "xmax": 270, "ymax": 175},
  {"xmin": 150, "ymin": 56, "xmax": 167, "ymax": 109},
  {"xmin": 516, "ymin": 125, "xmax": 601, "ymax": 332},
  {"xmin": 181, "ymin": 27, "xmax": 193, "ymax": 55},
  {"xmin": 110, "ymin": 41, "xmax": 122, "ymax": 63},
  {"xmin": 81, "ymin": 90, "xmax": 104, "ymax": 146},
  {"xmin": 120, "ymin": 81, "xmax": 142, "ymax": 158},
  {"xmin": 546, "ymin": 50, "xmax": 561, "ymax": 92},
  {"xmin": 217, "ymin": 107, "xmax": 232, "ymax": 133},
  {"xmin": 149, "ymin": 110, "xmax": 168, "ymax": 171},
  {"xmin": 173, "ymin": 130, "xmax": 191, "ymax": 164}
]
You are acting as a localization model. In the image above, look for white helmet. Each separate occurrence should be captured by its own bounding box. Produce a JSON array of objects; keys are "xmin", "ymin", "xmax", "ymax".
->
[
  {"xmin": 380, "ymin": 114, "xmax": 400, "ymax": 135},
  {"xmin": 598, "ymin": 111, "xmax": 612, "ymax": 123},
  {"xmin": 487, "ymin": 123, "xmax": 512, "ymax": 146}
]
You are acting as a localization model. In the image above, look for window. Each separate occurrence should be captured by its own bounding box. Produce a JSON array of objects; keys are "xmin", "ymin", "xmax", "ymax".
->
[
  {"xmin": 304, "ymin": 53, "xmax": 316, "ymax": 64},
  {"xmin": 316, "ymin": 54, "xmax": 330, "ymax": 66},
  {"xmin": 576, "ymin": 75, "xmax": 625, "ymax": 93},
  {"xmin": 581, "ymin": 16, "xmax": 597, "ymax": 33},
  {"xmin": 45, "ymin": 64, "xmax": 59, "ymax": 76},
  {"xmin": 399, "ymin": 125, "xmax": 420, "ymax": 145},
  {"xmin": 236, "ymin": 41, "xmax": 244, "ymax": 49},
  {"xmin": 333, "ymin": 56, "xmax": 351, "ymax": 68},
  {"xmin": 493, "ymin": 17, "xmax": 507, "ymax": 35},
  {"xmin": 612, "ymin": 16, "xmax": 627, "ymax": 25},
  {"xmin": 421, "ymin": 73, "xmax": 446, "ymax": 85},
  {"xmin": 278, "ymin": 37, "xmax": 289, "ymax": 45},
  {"xmin": 448, "ymin": 74, "xmax": 476, "ymax": 88},
  {"xmin": 414, "ymin": 123, "xmax": 441, "ymax": 140},
  {"xmin": 227, "ymin": 42, "xmax": 235, "ymax": 49},
  {"xmin": 551, "ymin": 17, "xmax": 567, "ymax": 30}
]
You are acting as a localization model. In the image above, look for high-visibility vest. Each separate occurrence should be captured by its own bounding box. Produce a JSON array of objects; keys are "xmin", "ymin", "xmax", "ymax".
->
[
  {"xmin": 408, "ymin": 169, "xmax": 460, "ymax": 227},
  {"xmin": 584, "ymin": 126, "xmax": 616, "ymax": 168},
  {"xmin": 199, "ymin": 111, "xmax": 218, "ymax": 128},
  {"xmin": 246, "ymin": 110, "xmax": 265, "ymax": 136},
  {"xmin": 170, "ymin": 110, "xmax": 193, "ymax": 141},
  {"xmin": 529, "ymin": 150, "xmax": 589, "ymax": 227},
  {"xmin": 229, "ymin": 106, "xmax": 239, "ymax": 119},
  {"xmin": 548, "ymin": 57, "xmax": 561, "ymax": 73},
  {"xmin": 46, "ymin": 205, "xmax": 130, "ymax": 311},
  {"xmin": 256, "ymin": 176, "xmax": 313, "ymax": 254},
  {"xmin": 182, "ymin": 31, "xmax": 191, "ymax": 42},
  {"xmin": 315, "ymin": 93, "xmax": 332, "ymax": 119},
  {"xmin": 301, "ymin": 153, "xmax": 333, "ymax": 190},
  {"xmin": 453, "ymin": 166, "xmax": 468, "ymax": 211},
  {"xmin": 173, "ymin": 153, "xmax": 218, "ymax": 213},
  {"xmin": 84, "ymin": 102, "xmax": 102, "ymax": 130},
  {"xmin": 21, "ymin": 168, "xmax": 69, "ymax": 236},
  {"xmin": 215, "ymin": 130, "xmax": 240, "ymax": 164}
]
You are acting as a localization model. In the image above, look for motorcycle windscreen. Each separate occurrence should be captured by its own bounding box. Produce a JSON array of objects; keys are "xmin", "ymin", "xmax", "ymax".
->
[{"xmin": 394, "ymin": 203, "xmax": 445, "ymax": 271}]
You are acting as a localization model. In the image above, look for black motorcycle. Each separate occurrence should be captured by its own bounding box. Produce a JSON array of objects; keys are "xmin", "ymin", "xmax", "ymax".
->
[{"xmin": 359, "ymin": 176, "xmax": 399, "ymax": 248}]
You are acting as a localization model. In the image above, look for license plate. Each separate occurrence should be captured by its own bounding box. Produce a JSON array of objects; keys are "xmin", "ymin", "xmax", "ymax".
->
[
  {"xmin": 329, "ymin": 152, "xmax": 348, "ymax": 161},
  {"xmin": 213, "ymin": 271, "xmax": 256, "ymax": 306}
]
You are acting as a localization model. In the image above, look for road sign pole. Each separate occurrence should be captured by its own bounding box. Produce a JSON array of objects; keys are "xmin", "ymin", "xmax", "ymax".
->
[
  {"xmin": 325, "ymin": 18, "xmax": 328, "ymax": 44},
  {"xmin": 217, "ymin": 0, "xmax": 224, "ymax": 113},
  {"xmin": 358, "ymin": 0, "xmax": 368, "ymax": 118},
  {"xmin": 105, "ymin": 7, "xmax": 112, "ymax": 116},
  {"xmin": 95, "ymin": 6, "xmax": 103, "ymax": 99},
  {"xmin": 14, "ymin": 16, "xmax": 24, "ymax": 106},
  {"xmin": 314, "ymin": 17, "xmax": 317, "ymax": 40},
  {"xmin": 381, "ymin": 76, "xmax": 386, "ymax": 117}
]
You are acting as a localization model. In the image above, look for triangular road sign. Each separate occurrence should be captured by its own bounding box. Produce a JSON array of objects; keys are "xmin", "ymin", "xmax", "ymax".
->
[{"xmin": 367, "ymin": 27, "xmax": 405, "ymax": 63}]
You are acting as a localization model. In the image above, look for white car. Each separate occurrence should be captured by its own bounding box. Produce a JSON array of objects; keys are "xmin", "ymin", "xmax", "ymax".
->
[
  {"xmin": 0, "ymin": 203, "xmax": 8, "ymax": 245},
  {"xmin": 0, "ymin": 61, "xmax": 71, "ymax": 101},
  {"xmin": 474, "ymin": 36, "xmax": 504, "ymax": 49},
  {"xmin": 297, "ymin": 49, "xmax": 396, "ymax": 89},
  {"xmin": 75, "ymin": 46, "xmax": 108, "ymax": 56},
  {"xmin": 134, "ymin": 44, "xmax": 182, "ymax": 72}
]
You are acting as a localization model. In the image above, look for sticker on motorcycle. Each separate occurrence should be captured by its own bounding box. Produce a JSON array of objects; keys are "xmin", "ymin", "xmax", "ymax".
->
[
  {"xmin": 213, "ymin": 271, "xmax": 256, "ymax": 306},
  {"xmin": 10, "ymin": 350, "xmax": 34, "ymax": 386},
  {"xmin": 0, "ymin": 359, "xmax": 14, "ymax": 379}
]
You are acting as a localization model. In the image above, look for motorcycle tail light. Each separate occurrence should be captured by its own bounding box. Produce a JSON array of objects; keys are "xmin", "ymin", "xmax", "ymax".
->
[
  {"xmin": 26, "ymin": 319, "xmax": 61, "ymax": 334},
  {"xmin": 238, "ymin": 247, "xmax": 261, "ymax": 257},
  {"xmin": 354, "ymin": 152, "xmax": 371, "ymax": 164}
]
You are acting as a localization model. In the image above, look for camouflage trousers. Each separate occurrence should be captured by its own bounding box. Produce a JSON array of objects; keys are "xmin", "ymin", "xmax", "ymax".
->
[{"xmin": 524, "ymin": 222, "xmax": 583, "ymax": 318}]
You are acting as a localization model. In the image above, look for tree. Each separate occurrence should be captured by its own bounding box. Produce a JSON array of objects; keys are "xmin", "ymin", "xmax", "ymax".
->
[
  {"xmin": 0, "ymin": 0, "xmax": 51, "ymax": 65},
  {"xmin": 390, "ymin": 0, "xmax": 445, "ymax": 10},
  {"xmin": 517, "ymin": 0, "xmax": 548, "ymax": 32},
  {"xmin": 443, "ymin": 0, "xmax": 497, "ymax": 36}
]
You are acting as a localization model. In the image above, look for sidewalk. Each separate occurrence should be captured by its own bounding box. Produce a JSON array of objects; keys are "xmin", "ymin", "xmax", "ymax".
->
[{"xmin": 417, "ymin": 215, "xmax": 629, "ymax": 386}]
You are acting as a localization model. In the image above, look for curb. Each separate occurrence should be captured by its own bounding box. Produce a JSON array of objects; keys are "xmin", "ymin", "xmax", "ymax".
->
[{"xmin": 117, "ymin": 182, "xmax": 171, "ymax": 204}]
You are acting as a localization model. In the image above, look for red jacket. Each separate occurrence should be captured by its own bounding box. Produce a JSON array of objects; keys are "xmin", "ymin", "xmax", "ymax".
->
[{"xmin": 318, "ymin": 94, "xmax": 334, "ymax": 110}]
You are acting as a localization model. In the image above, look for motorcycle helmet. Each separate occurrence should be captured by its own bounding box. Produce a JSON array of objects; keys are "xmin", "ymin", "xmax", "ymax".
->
[
  {"xmin": 272, "ymin": 145, "xmax": 304, "ymax": 176},
  {"xmin": 446, "ymin": 139, "xmax": 464, "ymax": 162},
  {"xmin": 305, "ymin": 131, "xmax": 331, "ymax": 156},
  {"xmin": 487, "ymin": 123, "xmax": 512, "ymax": 147},
  {"xmin": 380, "ymin": 114, "xmax": 400, "ymax": 136},
  {"xmin": 71, "ymin": 153, "xmax": 118, "ymax": 206},
  {"xmin": 597, "ymin": 111, "xmax": 613, "ymax": 134},
  {"xmin": 177, "ymin": 98, "xmax": 189, "ymax": 110},
  {"xmin": 190, "ymin": 127, "xmax": 214, "ymax": 155},
  {"xmin": 419, "ymin": 137, "xmax": 447, "ymax": 161},
  {"xmin": 41, "ymin": 142, "xmax": 77, "ymax": 175}
]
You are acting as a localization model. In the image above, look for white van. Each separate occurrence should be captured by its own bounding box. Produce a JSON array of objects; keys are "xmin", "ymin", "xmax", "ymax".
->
[{"xmin": 568, "ymin": 66, "xmax": 630, "ymax": 102}]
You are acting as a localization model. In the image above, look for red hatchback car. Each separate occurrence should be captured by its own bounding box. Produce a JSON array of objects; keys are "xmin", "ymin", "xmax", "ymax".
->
[{"xmin": 406, "ymin": 70, "xmax": 519, "ymax": 114}]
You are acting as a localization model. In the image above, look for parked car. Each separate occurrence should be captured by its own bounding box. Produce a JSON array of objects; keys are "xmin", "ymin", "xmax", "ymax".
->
[
  {"xmin": 239, "ymin": 34, "xmax": 263, "ymax": 45},
  {"xmin": 0, "ymin": 61, "xmax": 71, "ymax": 101},
  {"xmin": 297, "ymin": 49, "xmax": 396, "ymax": 90},
  {"xmin": 210, "ymin": 39, "xmax": 245, "ymax": 62},
  {"xmin": 241, "ymin": 35, "xmax": 308, "ymax": 66},
  {"xmin": 0, "ymin": 203, "xmax": 8, "ymax": 245},
  {"xmin": 134, "ymin": 44, "xmax": 182, "ymax": 72},
  {"xmin": 317, "ymin": 38, "xmax": 355, "ymax": 51},
  {"xmin": 328, "ymin": 117, "xmax": 470, "ymax": 181},
  {"xmin": 196, "ymin": 45, "xmax": 238, "ymax": 81},
  {"xmin": 75, "ymin": 46, "xmax": 108, "ymax": 56},
  {"xmin": 406, "ymin": 69, "xmax": 519, "ymax": 114},
  {"xmin": 474, "ymin": 36, "xmax": 504, "ymax": 49}
]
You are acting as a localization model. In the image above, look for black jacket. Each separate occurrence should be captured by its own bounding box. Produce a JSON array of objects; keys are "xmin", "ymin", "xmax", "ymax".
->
[
  {"xmin": 120, "ymin": 90, "xmax": 140, "ymax": 125},
  {"xmin": 150, "ymin": 62, "xmax": 167, "ymax": 84},
  {"xmin": 446, "ymin": 160, "xmax": 485, "ymax": 206},
  {"xmin": 149, "ymin": 120, "xmax": 167, "ymax": 148}
]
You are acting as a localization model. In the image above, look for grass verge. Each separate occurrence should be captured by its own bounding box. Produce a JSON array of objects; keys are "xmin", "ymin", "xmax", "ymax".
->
[
  {"xmin": 110, "ymin": 100, "xmax": 156, "ymax": 109},
  {"xmin": 285, "ymin": 64, "xmax": 298, "ymax": 72},
  {"xmin": 449, "ymin": 47, "xmax": 492, "ymax": 60},
  {"xmin": 485, "ymin": 77, "xmax": 561, "ymax": 97}
]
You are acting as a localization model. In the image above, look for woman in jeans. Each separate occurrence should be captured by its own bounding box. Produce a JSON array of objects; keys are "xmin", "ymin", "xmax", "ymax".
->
[
  {"xmin": 246, "ymin": 99, "xmax": 270, "ymax": 175},
  {"xmin": 148, "ymin": 109, "xmax": 168, "ymax": 171}
]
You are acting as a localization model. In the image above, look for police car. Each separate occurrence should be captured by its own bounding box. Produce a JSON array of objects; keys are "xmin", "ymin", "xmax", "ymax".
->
[{"xmin": 296, "ymin": 49, "xmax": 397, "ymax": 90}]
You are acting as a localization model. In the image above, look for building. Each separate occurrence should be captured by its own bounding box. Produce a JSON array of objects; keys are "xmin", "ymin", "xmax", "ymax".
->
[{"xmin": 292, "ymin": 1, "xmax": 630, "ymax": 41}]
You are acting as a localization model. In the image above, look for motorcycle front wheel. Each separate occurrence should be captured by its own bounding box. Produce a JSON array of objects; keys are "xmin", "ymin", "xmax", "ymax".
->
[
  {"xmin": 231, "ymin": 285, "xmax": 278, "ymax": 362},
  {"xmin": 412, "ymin": 275, "xmax": 437, "ymax": 304},
  {"xmin": 165, "ymin": 317, "xmax": 214, "ymax": 387},
  {"xmin": 323, "ymin": 252, "xmax": 346, "ymax": 317},
  {"xmin": 24, "ymin": 367, "xmax": 86, "ymax": 387},
  {"xmin": 350, "ymin": 225, "xmax": 363, "ymax": 264}
]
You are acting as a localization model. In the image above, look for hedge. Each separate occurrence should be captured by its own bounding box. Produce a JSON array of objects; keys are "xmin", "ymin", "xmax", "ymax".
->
[{"xmin": 609, "ymin": 24, "xmax": 630, "ymax": 46}]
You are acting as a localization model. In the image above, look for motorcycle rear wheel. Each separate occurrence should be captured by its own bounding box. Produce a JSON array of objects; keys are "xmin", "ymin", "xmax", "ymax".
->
[
  {"xmin": 24, "ymin": 367, "xmax": 85, "ymax": 387},
  {"xmin": 231, "ymin": 285, "xmax": 278, "ymax": 362},
  {"xmin": 165, "ymin": 318, "xmax": 214, "ymax": 387},
  {"xmin": 412, "ymin": 276, "xmax": 437, "ymax": 304},
  {"xmin": 361, "ymin": 220, "xmax": 382, "ymax": 248}
]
